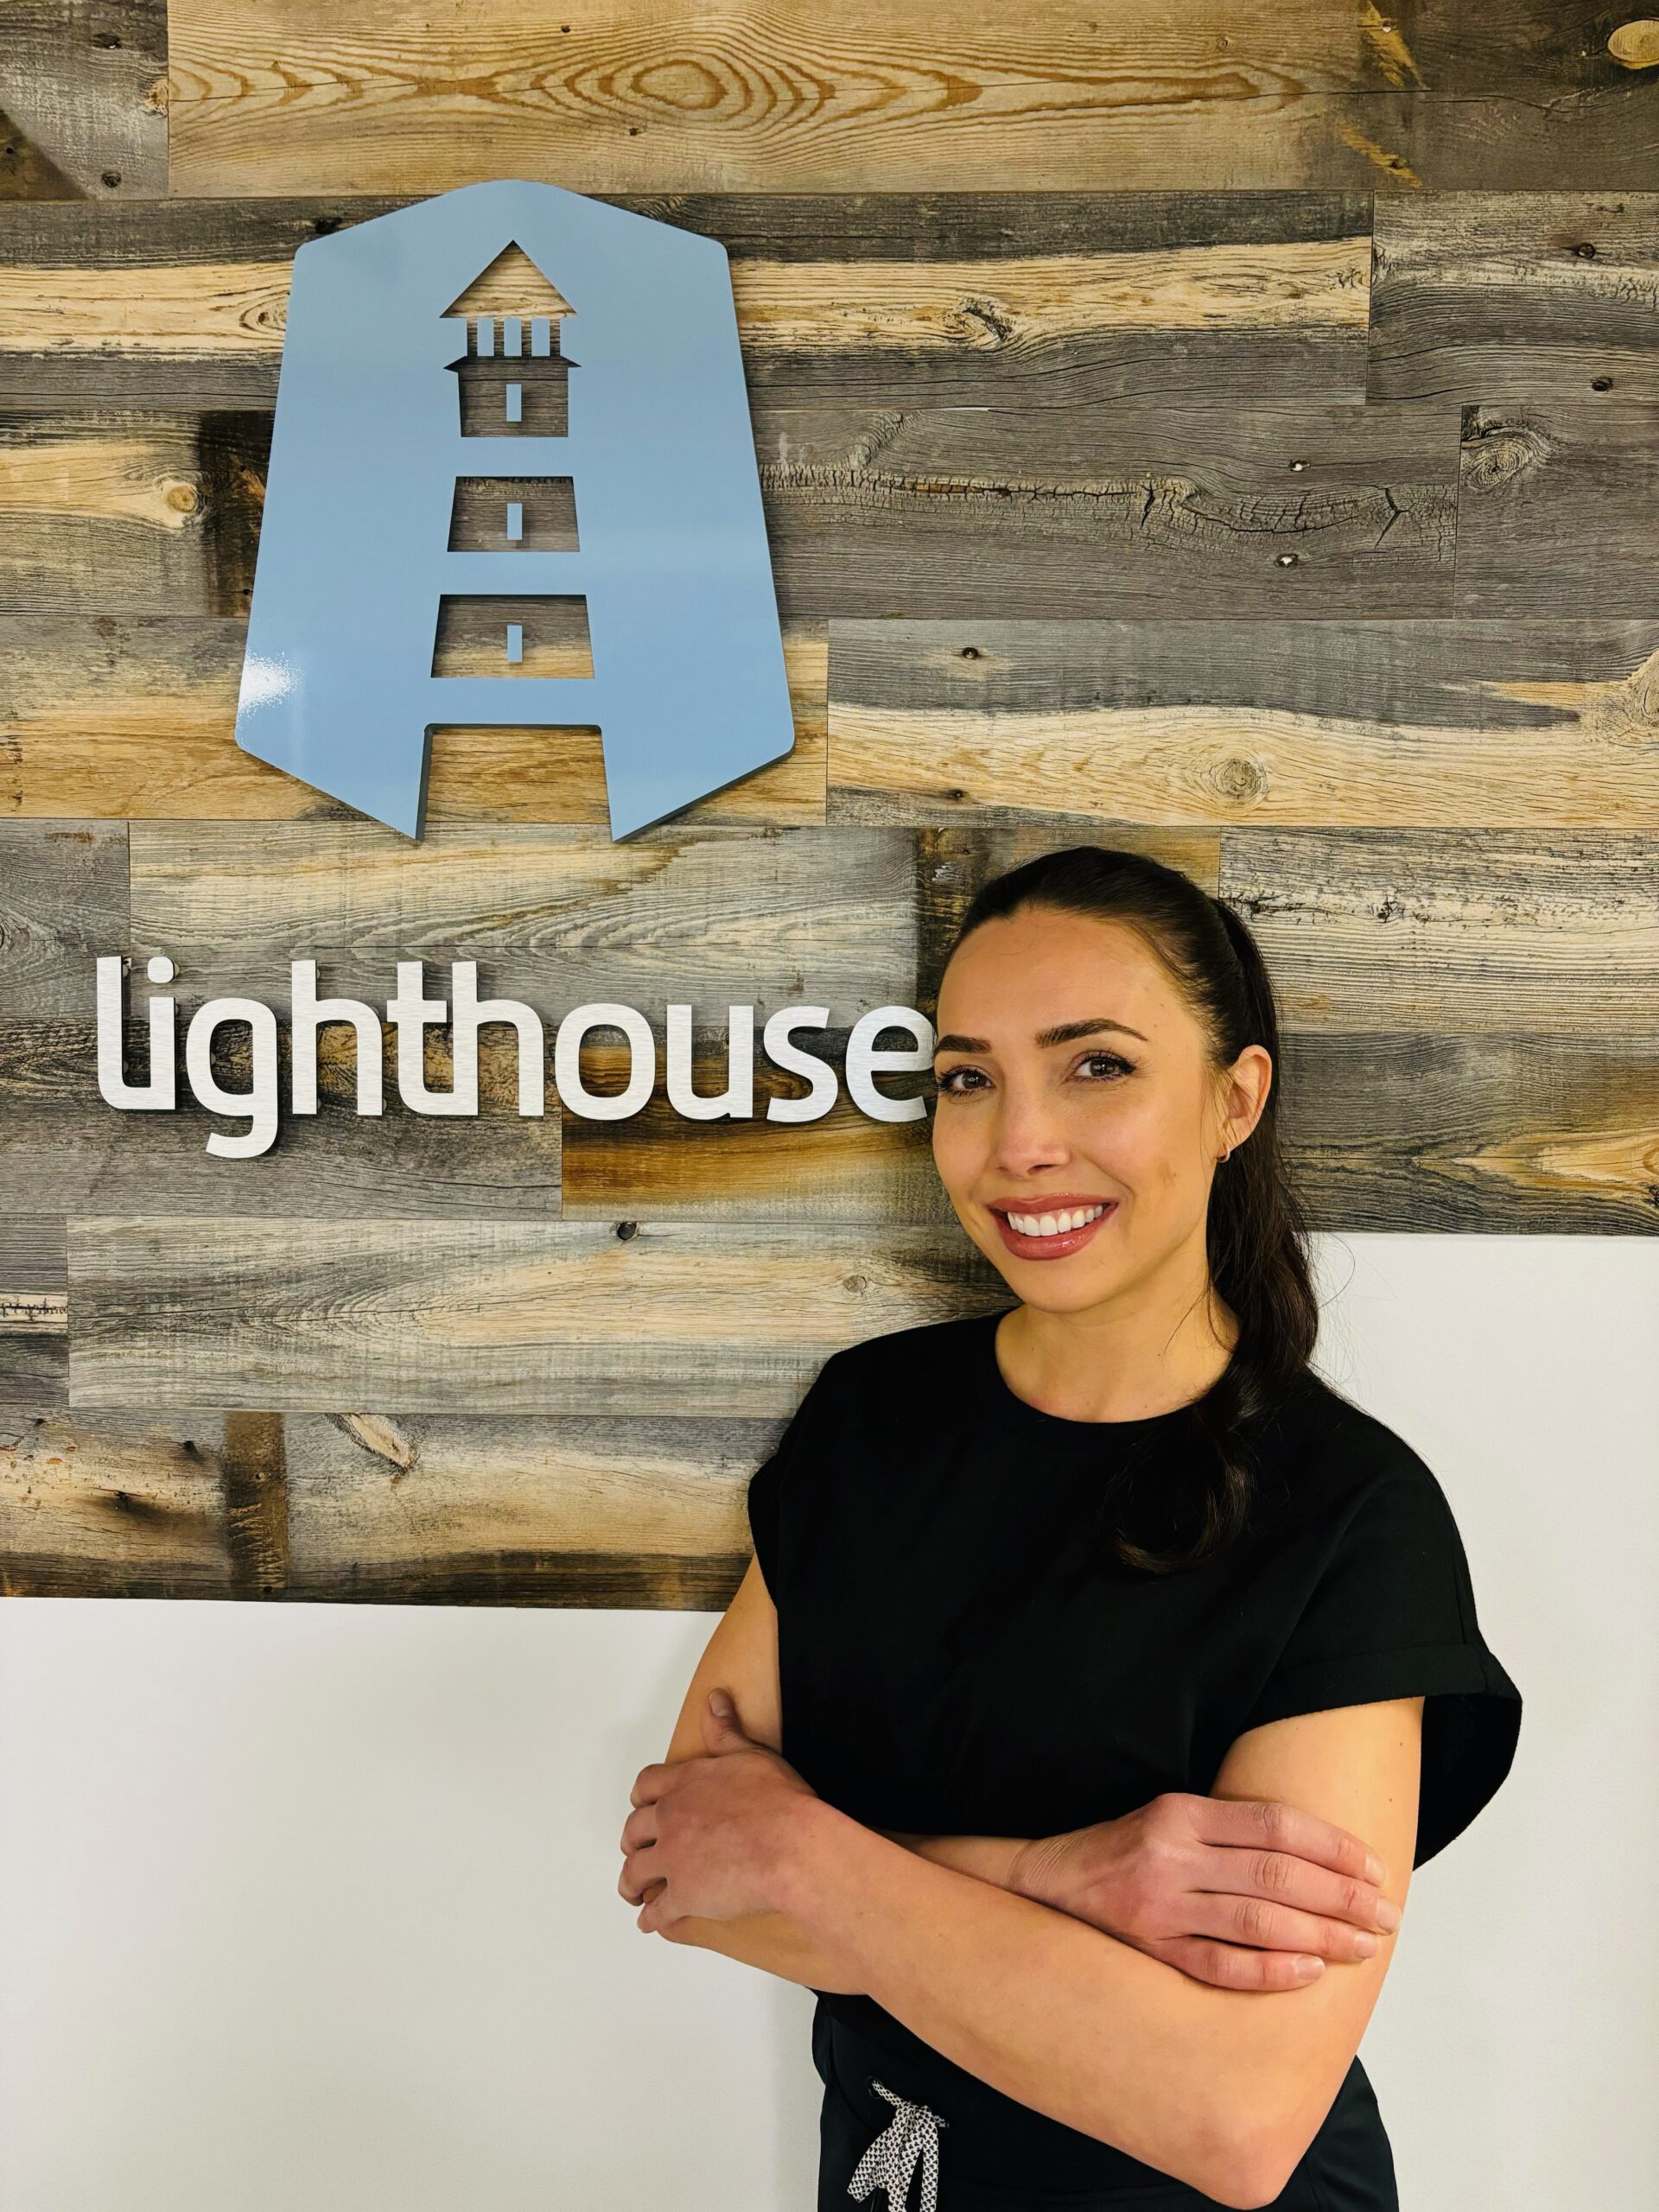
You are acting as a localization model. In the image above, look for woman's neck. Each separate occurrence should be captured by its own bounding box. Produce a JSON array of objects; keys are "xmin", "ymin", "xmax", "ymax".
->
[{"xmin": 995, "ymin": 1290, "xmax": 1239, "ymax": 1426}]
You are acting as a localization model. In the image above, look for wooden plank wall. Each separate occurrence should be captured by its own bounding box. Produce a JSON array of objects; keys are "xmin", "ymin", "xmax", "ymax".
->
[{"xmin": 2, "ymin": 4, "xmax": 1656, "ymax": 1607}]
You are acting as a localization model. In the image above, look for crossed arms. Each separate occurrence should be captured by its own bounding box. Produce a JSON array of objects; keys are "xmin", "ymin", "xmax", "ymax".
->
[{"xmin": 620, "ymin": 1558, "xmax": 1421, "ymax": 2209}]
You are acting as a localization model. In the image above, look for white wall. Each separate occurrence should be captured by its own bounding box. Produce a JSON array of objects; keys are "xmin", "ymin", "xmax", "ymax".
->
[{"xmin": 1, "ymin": 1233, "xmax": 1654, "ymax": 2211}]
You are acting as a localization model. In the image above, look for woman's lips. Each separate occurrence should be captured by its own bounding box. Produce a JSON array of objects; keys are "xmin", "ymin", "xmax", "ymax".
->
[{"xmin": 989, "ymin": 1201, "xmax": 1117, "ymax": 1262}]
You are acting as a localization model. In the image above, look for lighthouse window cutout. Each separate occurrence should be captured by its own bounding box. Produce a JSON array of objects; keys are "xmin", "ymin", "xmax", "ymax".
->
[
  {"xmin": 233, "ymin": 179, "xmax": 795, "ymax": 840},
  {"xmin": 436, "ymin": 247, "xmax": 592, "ymax": 681}
]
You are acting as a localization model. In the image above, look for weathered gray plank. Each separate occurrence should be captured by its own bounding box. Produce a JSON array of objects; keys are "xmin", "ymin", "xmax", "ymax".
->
[
  {"xmin": 1455, "ymin": 401, "xmax": 1659, "ymax": 619},
  {"xmin": 2, "ymin": 1, "xmax": 167, "ymax": 201},
  {"xmin": 124, "ymin": 821, "xmax": 920, "ymax": 1023},
  {"xmin": 1370, "ymin": 193, "xmax": 1659, "ymax": 403},
  {"xmin": 0, "ymin": 820, "xmax": 126, "ymax": 1018},
  {"xmin": 827, "ymin": 618, "xmax": 1659, "ymax": 826},
  {"xmin": 67, "ymin": 1217, "xmax": 1006, "ymax": 1414},
  {"xmin": 1219, "ymin": 829, "xmax": 1659, "ymax": 1034},
  {"xmin": 0, "ymin": 1216, "xmax": 67, "ymax": 1403},
  {"xmin": 1278, "ymin": 1028, "xmax": 1659, "ymax": 1233},
  {"xmin": 0, "ymin": 1020, "xmax": 563, "ymax": 1217}
]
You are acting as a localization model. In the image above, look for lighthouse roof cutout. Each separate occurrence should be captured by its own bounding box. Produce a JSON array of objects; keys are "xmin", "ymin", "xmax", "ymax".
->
[
  {"xmin": 232, "ymin": 178, "xmax": 795, "ymax": 841},
  {"xmin": 442, "ymin": 243, "xmax": 576, "ymax": 325}
]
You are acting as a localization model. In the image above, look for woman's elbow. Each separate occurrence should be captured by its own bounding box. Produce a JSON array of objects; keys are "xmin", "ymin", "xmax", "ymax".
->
[
  {"xmin": 1176, "ymin": 2121, "xmax": 1300, "ymax": 2211},
  {"xmin": 1194, "ymin": 2082, "xmax": 1339, "ymax": 2207}
]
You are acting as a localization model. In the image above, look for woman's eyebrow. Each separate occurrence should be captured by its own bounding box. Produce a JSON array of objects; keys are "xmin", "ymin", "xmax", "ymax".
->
[{"xmin": 932, "ymin": 1017, "xmax": 1147, "ymax": 1056}]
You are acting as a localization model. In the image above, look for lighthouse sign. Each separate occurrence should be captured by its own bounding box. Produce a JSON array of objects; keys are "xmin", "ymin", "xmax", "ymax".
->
[{"xmin": 234, "ymin": 180, "xmax": 796, "ymax": 841}]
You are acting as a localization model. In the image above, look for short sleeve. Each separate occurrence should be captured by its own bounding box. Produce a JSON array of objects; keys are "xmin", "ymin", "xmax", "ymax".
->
[
  {"xmin": 746, "ymin": 1355, "xmax": 836, "ymax": 1602},
  {"xmin": 1241, "ymin": 1464, "xmax": 1522, "ymax": 1866}
]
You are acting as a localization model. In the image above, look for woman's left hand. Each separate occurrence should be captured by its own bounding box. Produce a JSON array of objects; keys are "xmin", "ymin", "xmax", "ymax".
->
[{"xmin": 619, "ymin": 1690, "xmax": 823, "ymax": 1933}]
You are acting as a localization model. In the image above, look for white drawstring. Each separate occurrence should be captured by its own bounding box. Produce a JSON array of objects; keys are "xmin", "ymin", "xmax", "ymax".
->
[{"xmin": 847, "ymin": 2077, "xmax": 949, "ymax": 2212}]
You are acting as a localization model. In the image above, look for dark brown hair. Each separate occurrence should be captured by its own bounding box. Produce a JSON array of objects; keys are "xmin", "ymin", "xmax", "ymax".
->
[{"xmin": 943, "ymin": 844, "xmax": 1320, "ymax": 1575}]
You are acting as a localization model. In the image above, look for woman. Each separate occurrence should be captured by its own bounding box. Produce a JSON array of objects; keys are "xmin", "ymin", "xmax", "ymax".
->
[{"xmin": 618, "ymin": 845, "xmax": 1522, "ymax": 2209}]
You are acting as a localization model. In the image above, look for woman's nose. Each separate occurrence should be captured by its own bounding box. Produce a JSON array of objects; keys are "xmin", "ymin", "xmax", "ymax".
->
[{"xmin": 990, "ymin": 1090, "xmax": 1071, "ymax": 1173}]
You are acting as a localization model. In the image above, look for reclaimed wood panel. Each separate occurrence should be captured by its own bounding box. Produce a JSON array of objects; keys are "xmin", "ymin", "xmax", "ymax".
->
[
  {"xmin": 0, "ymin": 1217, "xmax": 67, "ymax": 1404},
  {"xmin": 1278, "ymin": 1029, "xmax": 1659, "ymax": 1235},
  {"xmin": 0, "ymin": 615, "xmax": 828, "ymax": 825},
  {"xmin": 1219, "ymin": 829, "xmax": 1659, "ymax": 1035},
  {"xmin": 1370, "ymin": 192, "xmax": 1659, "ymax": 404},
  {"xmin": 162, "ymin": 2, "xmax": 1659, "ymax": 196},
  {"xmin": 67, "ymin": 1217, "xmax": 1007, "ymax": 1413},
  {"xmin": 3, "ymin": 1, "xmax": 168, "ymax": 201},
  {"xmin": 0, "ymin": 193, "xmax": 1370, "ymax": 414},
  {"xmin": 561, "ymin": 1032, "xmax": 950, "ymax": 1224},
  {"xmin": 285, "ymin": 1411, "xmax": 779, "ymax": 1607},
  {"xmin": 826, "ymin": 619, "xmax": 1659, "ymax": 827},
  {"xmin": 0, "ymin": 1021, "xmax": 563, "ymax": 1219},
  {"xmin": 1455, "ymin": 402, "xmax": 1659, "ymax": 620},
  {"xmin": 0, "ymin": 820, "xmax": 127, "ymax": 1020},
  {"xmin": 561, "ymin": 1024, "xmax": 1659, "ymax": 1232},
  {"xmin": 124, "ymin": 821, "xmax": 919, "ymax": 1022},
  {"xmin": 0, "ymin": 1407, "xmax": 237, "ymax": 1597}
]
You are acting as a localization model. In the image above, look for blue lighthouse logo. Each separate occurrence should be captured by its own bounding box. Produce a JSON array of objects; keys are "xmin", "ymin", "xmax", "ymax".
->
[{"xmin": 235, "ymin": 180, "xmax": 795, "ymax": 840}]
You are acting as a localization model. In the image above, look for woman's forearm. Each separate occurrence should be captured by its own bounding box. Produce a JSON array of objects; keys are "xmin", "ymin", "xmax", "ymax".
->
[
  {"xmin": 774, "ymin": 1801, "xmax": 1311, "ymax": 2206},
  {"xmin": 664, "ymin": 1830, "xmax": 1027, "ymax": 1993}
]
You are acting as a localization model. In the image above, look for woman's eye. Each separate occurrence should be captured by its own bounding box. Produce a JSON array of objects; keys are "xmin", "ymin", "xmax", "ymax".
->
[
  {"xmin": 934, "ymin": 1065, "xmax": 988, "ymax": 1096},
  {"xmin": 1077, "ymin": 1052, "xmax": 1133, "ymax": 1080}
]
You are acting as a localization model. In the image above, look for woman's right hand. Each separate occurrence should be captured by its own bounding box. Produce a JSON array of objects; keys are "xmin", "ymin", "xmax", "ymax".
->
[{"xmin": 1007, "ymin": 1793, "xmax": 1402, "ymax": 1991}]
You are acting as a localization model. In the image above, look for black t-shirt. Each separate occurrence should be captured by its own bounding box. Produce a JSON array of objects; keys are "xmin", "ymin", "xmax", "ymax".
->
[{"xmin": 747, "ymin": 1307, "xmax": 1522, "ymax": 2204}]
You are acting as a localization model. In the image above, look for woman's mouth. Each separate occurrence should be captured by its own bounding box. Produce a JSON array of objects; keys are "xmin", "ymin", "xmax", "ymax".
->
[{"xmin": 988, "ymin": 1199, "xmax": 1117, "ymax": 1262}]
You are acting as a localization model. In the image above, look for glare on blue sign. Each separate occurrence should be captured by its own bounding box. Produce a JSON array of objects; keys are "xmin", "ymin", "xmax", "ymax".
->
[{"xmin": 234, "ymin": 179, "xmax": 796, "ymax": 840}]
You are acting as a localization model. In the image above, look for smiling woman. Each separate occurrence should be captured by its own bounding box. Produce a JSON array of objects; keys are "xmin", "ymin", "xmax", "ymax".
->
[{"xmin": 620, "ymin": 844, "xmax": 1522, "ymax": 2211}]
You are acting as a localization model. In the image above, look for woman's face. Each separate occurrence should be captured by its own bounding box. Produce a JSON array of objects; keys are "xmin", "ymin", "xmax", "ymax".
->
[{"xmin": 930, "ymin": 904, "xmax": 1269, "ymax": 1316}]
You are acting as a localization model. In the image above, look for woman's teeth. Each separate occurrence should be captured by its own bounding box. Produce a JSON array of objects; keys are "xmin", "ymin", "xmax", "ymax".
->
[{"xmin": 1005, "ymin": 1204, "xmax": 1109, "ymax": 1238}]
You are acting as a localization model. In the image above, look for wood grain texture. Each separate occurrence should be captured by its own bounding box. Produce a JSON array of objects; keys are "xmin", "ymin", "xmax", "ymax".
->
[
  {"xmin": 2, "ymin": 1, "xmax": 168, "ymax": 201},
  {"xmin": 2, "ymin": 113, "xmax": 1656, "ymax": 1608},
  {"xmin": 1455, "ymin": 402, "xmax": 1659, "ymax": 618},
  {"xmin": 0, "ymin": 1407, "xmax": 235, "ymax": 1596},
  {"xmin": 1370, "ymin": 192, "xmax": 1659, "ymax": 404},
  {"xmin": 285, "ymin": 1410, "xmax": 778, "ymax": 1606},
  {"xmin": 161, "ymin": 2, "xmax": 1659, "ymax": 195},
  {"xmin": 67, "ymin": 1217, "xmax": 1007, "ymax": 1414},
  {"xmin": 1219, "ymin": 829, "xmax": 1659, "ymax": 1034},
  {"xmin": 0, "ymin": 1217, "xmax": 67, "ymax": 1405},
  {"xmin": 0, "ymin": 617, "xmax": 827, "ymax": 825},
  {"xmin": 124, "ymin": 821, "xmax": 918, "ymax": 1021},
  {"xmin": 0, "ymin": 1020, "xmax": 564, "ymax": 1218},
  {"xmin": 0, "ymin": 821, "xmax": 127, "ymax": 1019},
  {"xmin": 827, "ymin": 618, "xmax": 1659, "ymax": 826}
]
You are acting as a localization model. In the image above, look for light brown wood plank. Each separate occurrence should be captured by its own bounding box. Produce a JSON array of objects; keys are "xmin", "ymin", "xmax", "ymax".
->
[
  {"xmin": 67, "ymin": 1217, "xmax": 1007, "ymax": 1414},
  {"xmin": 0, "ymin": 1407, "xmax": 235, "ymax": 1597},
  {"xmin": 561, "ymin": 1031, "xmax": 948, "ymax": 1224},
  {"xmin": 161, "ymin": 3, "xmax": 1659, "ymax": 196},
  {"xmin": 827, "ymin": 619, "xmax": 1659, "ymax": 827},
  {"xmin": 285, "ymin": 1410, "xmax": 778, "ymax": 1606},
  {"xmin": 161, "ymin": 3, "xmax": 1371, "ymax": 196}
]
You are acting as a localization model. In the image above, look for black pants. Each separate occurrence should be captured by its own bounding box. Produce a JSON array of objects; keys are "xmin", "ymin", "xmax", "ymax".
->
[{"xmin": 813, "ymin": 2005, "xmax": 1398, "ymax": 2211}]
